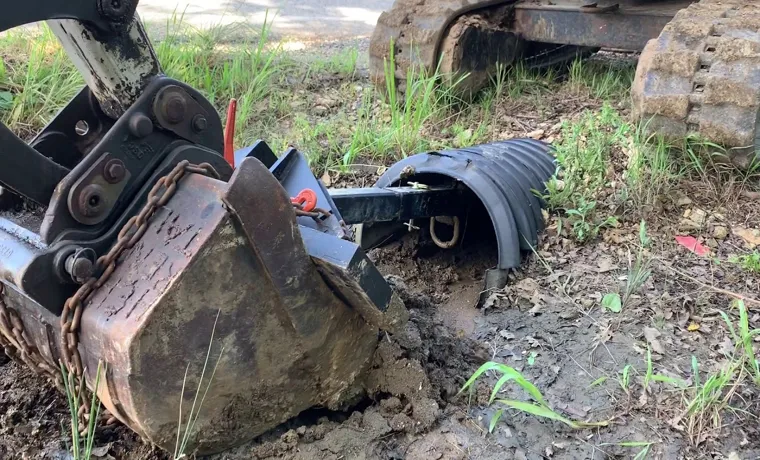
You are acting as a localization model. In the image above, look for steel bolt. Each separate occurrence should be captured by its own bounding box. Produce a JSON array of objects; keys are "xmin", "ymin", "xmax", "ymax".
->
[
  {"xmin": 191, "ymin": 114, "xmax": 208, "ymax": 132},
  {"xmin": 68, "ymin": 256, "xmax": 94, "ymax": 281},
  {"xmin": 98, "ymin": 0, "xmax": 130, "ymax": 19},
  {"xmin": 163, "ymin": 94, "xmax": 187, "ymax": 124},
  {"xmin": 79, "ymin": 185, "xmax": 106, "ymax": 217},
  {"xmin": 104, "ymin": 159, "xmax": 126, "ymax": 184},
  {"xmin": 63, "ymin": 247, "xmax": 97, "ymax": 284},
  {"xmin": 129, "ymin": 113, "xmax": 153, "ymax": 138}
]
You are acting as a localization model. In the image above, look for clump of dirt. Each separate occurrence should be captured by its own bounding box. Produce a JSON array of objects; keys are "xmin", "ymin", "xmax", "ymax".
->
[{"xmin": 219, "ymin": 273, "xmax": 492, "ymax": 460}]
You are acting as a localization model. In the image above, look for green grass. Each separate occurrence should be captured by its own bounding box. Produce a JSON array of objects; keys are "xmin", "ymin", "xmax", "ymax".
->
[
  {"xmin": 543, "ymin": 104, "xmax": 626, "ymax": 242},
  {"xmin": 461, "ymin": 361, "xmax": 609, "ymax": 432},
  {"xmin": 305, "ymin": 46, "xmax": 359, "ymax": 79},
  {"xmin": 342, "ymin": 42, "xmax": 465, "ymax": 164},
  {"xmin": 0, "ymin": 26, "xmax": 81, "ymax": 137},
  {"xmin": 61, "ymin": 362, "xmax": 104, "ymax": 460},
  {"xmin": 729, "ymin": 251, "xmax": 760, "ymax": 274},
  {"xmin": 568, "ymin": 57, "xmax": 635, "ymax": 100}
]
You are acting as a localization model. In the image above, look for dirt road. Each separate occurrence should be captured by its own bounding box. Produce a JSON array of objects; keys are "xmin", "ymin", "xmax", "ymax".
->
[{"xmin": 137, "ymin": 0, "xmax": 393, "ymax": 39}]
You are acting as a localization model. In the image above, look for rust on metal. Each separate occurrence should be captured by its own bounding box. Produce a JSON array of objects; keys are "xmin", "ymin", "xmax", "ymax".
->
[{"xmin": 511, "ymin": 2, "xmax": 681, "ymax": 51}]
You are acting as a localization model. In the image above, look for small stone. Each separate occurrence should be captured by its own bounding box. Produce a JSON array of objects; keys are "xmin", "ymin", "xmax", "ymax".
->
[
  {"xmin": 676, "ymin": 196, "xmax": 692, "ymax": 206},
  {"xmin": 526, "ymin": 129, "xmax": 545, "ymax": 139},
  {"xmin": 313, "ymin": 105, "xmax": 328, "ymax": 116},
  {"xmin": 296, "ymin": 426, "xmax": 306, "ymax": 435},
  {"xmin": 314, "ymin": 96, "xmax": 336, "ymax": 107},
  {"xmin": 713, "ymin": 225, "xmax": 729, "ymax": 239},
  {"xmin": 679, "ymin": 208, "xmax": 707, "ymax": 230}
]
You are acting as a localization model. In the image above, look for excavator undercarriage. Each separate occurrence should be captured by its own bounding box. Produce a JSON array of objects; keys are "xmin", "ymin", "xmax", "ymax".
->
[
  {"xmin": 370, "ymin": 0, "xmax": 760, "ymax": 165},
  {"xmin": 0, "ymin": 1, "xmax": 556, "ymax": 455}
]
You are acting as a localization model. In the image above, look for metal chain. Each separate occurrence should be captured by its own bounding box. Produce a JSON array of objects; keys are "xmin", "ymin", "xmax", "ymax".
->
[
  {"xmin": 0, "ymin": 284, "xmax": 65, "ymax": 393},
  {"xmin": 0, "ymin": 160, "xmax": 219, "ymax": 434}
]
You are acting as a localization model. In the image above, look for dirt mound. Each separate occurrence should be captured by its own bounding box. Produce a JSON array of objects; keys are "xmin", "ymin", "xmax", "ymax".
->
[{"xmin": 219, "ymin": 274, "xmax": 491, "ymax": 460}]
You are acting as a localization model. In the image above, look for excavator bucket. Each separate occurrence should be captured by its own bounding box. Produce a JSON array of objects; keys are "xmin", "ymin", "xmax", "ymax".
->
[{"xmin": 1, "ymin": 155, "xmax": 406, "ymax": 454}]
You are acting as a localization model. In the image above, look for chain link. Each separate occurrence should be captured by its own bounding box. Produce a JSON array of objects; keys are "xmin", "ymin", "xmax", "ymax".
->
[{"xmin": 1, "ymin": 160, "xmax": 219, "ymax": 434}]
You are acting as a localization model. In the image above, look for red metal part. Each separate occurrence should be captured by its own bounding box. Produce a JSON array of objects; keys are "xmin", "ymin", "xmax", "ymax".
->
[
  {"xmin": 224, "ymin": 99, "xmax": 237, "ymax": 167},
  {"xmin": 291, "ymin": 188, "xmax": 318, "ymax": 212}
]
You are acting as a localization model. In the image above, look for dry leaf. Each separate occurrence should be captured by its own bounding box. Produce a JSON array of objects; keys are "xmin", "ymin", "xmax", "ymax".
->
[
  {"xmin": 643, "ymin": 327, "xmax": 665, "ymax": 354},
  {"xmin": 321, "ymin": 171, "xmax": 332, "ymax": 187},
  {"xmin": 733, "ymin": 226, "xmax": 760, "ymax": 249},
  {"xmin": 596, "ymin": 257, "xmax": 618, "ymax": 273}
]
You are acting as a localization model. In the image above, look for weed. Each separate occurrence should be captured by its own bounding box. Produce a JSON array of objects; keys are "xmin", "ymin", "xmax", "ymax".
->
[
  {"xmin": 0, "ymin": 25, "xmax": 81, "ymax": 136},
  {"xmin": 174, "ymin": 310, "xmax": 225, "ymax": 459},
  {"xmin": 344, "ymin": 40, "xmax": 465, "ymax": 163},
  {"xmin": 568, "ymin": 58, "xmax": 635, "ymax": 100},
  {"xmin": 460, "ymin": 361, "xmax": 608, "ymax": 432},
  {"xmin": 600, "ymin": 441, "xmax": 656, "ymax": 460},
  {"xmin": 719, "ymin": 300, "xmax": 760, "ymax": 384},
  {"xmin": 562, "ymin": 197, "xmax": 618, "ymax": 243},
  {"xmin": 61, "ymin": 362, "xmax": 104, "ymax": 460},
  {"xmin": 623, "ymin": 220, "xmax": 653, "ymax": 304},
  {"xmin": 729, "ymin": 251, "xmax": 760, "ymax": 274},
  {"xmin": 544, "ymin": 104, "xmax": 628, "ymax": 242},
  {"xmin": 602, "ymin": 221, "xmax": 652, "ymax": 312},
  {"xmin": 619, "ymin": 364, "xmax": 634, "ymax": 394},
  {"xmin": 679, "ymin": 135, "xmax": 760, "ymax": 202},
  {"xmin": 624, "ymin": 124, "xmax": 679, "ymax": 213},
  {"xmin": 306, "ymin": 46, "xmax": 359, "ymax": 79}
]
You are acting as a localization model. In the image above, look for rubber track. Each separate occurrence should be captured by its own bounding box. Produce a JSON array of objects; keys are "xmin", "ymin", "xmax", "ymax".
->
[
  {"xmin": 632, "ymin": 0, "xmax": 760, "ymax": 166},
  {"xmin": 369, "ymin": 0, "xmax": 595, "ymax": 95}
]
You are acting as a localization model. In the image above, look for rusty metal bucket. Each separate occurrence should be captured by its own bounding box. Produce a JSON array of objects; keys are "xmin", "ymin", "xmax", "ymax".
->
[{"xmin": 0, "ymin": 157, "xmax": 406, "ymax": 454}]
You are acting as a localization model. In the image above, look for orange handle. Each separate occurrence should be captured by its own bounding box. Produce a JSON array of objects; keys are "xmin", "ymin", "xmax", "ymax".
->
[{"xmin": 224, "ymin": 99, "xmax": 237, "ymax": 167}]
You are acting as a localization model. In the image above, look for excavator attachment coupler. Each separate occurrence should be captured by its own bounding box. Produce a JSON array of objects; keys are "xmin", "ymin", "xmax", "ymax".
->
[{"xmin": 0, "ymin": 155, "xmax": 405, "ymax": 455}]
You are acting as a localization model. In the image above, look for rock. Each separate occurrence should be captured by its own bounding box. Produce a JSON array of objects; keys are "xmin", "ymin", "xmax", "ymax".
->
[
  {"xmin": 313, "ymin": 105, "xmax": 328, "ymax": 116},
  {"xmin": 679, "ymin": 208, "xmax": 707, "ymax": 230},
  {"xmin": 676, "ymin": 196, "xmax": 693, "ymax": 207},
  {"xmin": 712, "ymin": 225, "xmax": 729, "ymax": 240},
  {"xmin": 314, "ymin": 96, "xmax": 337, "ymax": 107},
  {"xmin": 526, "ymin": 129, "xmax": 545, "ymax": 139}
]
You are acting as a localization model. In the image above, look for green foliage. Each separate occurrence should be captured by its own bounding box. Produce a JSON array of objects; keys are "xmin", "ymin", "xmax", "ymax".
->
[
  {"xmin": 460, "ymin": 361, "xmax": 608, "ymax": 432},
  {"xmin": 155, "ymin": 12, "xmax": 282, "ymax": 148},
  {"xmin": 61, "ymin": 362, "xmax": 104, "ymax": 460},
  {"xmin": 602, "ymin": 293, "xmax": 622, "ymax": 313},
  {"xmin": 568, "ymin": 58, "xmax": 635, "ymax": 100},
  {"xmin": 624, "ymin": 125, "xmax": 678, "ymax": 212},
  {"xmin": 618, "ymin": 364, "xmax": 634, "ymax": 394},
  {"xmin": 306, "ymin": 46, "xmax": 359, "ymax": 79},
  {"xmin": 0, "ymin": 25, "xmax": 82, "ymax": 136},
  {"xmin": 729, "ymin": 251, "xmax": 760, "ymax": 274},
  {"xmin": 344, "ymin": 40, "xmax": 465, "ymax": 164},
  {"xmin": 544, "ymin": 105, "xmax": 625, "ymax": 243},
  {"xmin": 719, "ymin": 300, "xmax": 760, "ymax": 384}
]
